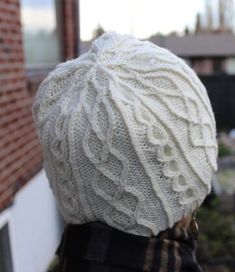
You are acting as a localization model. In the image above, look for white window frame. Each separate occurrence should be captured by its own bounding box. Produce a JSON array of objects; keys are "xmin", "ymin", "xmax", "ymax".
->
[{"xmin": 0, "ymin": 209, "xmax": 18, "ymax": 272}]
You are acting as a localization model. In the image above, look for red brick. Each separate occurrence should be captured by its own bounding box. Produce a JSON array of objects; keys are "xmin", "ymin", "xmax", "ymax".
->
[
  {"xmin": 0, "ymin": 116, "xmax": 34, "ymax": 139},
  {"xmin": 0, "ymin": 0, "xmax": 40, "ymax": 210},
  {"xmin": 61, "ymin": 0, "xmax": 79, "ymax": 59},
  {"xmin": 0, "ymin": 0, "xmax": 79, "ymax": 211},
  {"xmin": 0, "ymin": 149, "xmax": 42, "ymax": 194},
  {"xmin": 0, "ymin": 128, "xmax": 36, "ymax": 158},
  {"xmin": 0, "ymin": 188, "xmax": 14, "ymax": 211},
  {"xmin": 0, "ymin": 138, "xmax": 40, "ymax": 181}
]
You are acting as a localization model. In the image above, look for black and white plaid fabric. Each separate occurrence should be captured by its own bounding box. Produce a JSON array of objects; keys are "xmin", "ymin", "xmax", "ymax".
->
[{"xmin": 50, "ymin": 221, "xmax": 202, "ymax": 272}]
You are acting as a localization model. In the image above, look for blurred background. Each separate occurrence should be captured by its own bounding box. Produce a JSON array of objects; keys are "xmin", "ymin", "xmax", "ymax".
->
[{"xmin": 0, "ymin": 0, "xmax": 235, "ymax": 271}]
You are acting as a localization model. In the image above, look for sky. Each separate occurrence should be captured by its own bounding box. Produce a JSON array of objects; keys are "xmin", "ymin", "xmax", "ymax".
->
[
  {"xmin": 21, "ymin": 0, "xmax": 57, "ymax": 33},
  {"xmin": 22, "ymin": 0, "xmax": 53, "ymax": 7},
  {"xmin": 21, "ymin": 0, "xmax": 206, "ymax": 40},
  {"xmin": 80, "ymin": 0, "xmax": 205, "ymax": 40}
]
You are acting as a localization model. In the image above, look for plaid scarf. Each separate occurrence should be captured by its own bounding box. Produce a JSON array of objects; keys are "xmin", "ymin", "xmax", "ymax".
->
[{"xmin": 51, "ymin": 221, "xmax": 202, "ymax": 272}]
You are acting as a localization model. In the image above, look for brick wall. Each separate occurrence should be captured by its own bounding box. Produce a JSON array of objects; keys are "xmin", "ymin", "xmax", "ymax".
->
[
  {"xmin": 0, "ymin": 0, "xmax": 80, "ymax": 212},
  {"xmin": 61, "ymin": 0, "xmax": 79, "ymax": 59},
  {"xmin": 0, "ymin": 0, "xmax": 43, "ymax": 211}
]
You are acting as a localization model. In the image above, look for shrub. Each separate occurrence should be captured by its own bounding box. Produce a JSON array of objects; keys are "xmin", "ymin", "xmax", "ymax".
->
[
  {"xmin": 218, "ymin": 142, "xmax": 233, "ymax": 157},
  {"xmin": 197, "ymin": 198, "xmax": 235, "ymax": 265}
]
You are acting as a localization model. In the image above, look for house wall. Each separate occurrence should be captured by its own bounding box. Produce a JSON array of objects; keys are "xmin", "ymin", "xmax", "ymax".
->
[
  {"xmin": 60, "ymin": 0, "xmax": 79, "ymax": 58},
  {"xmin": 0, "ymin": 0, "xmax": 79, "ymax": 270},
  {"xmin": 200, "ymin": 74, "xmax": 235, "ymax": 130},
  {"xmin": 0, "ymin": 170, "xmax": 63, "ymax": 272},
  {"xmin": 0, "ymin": 0, "xmax": 79, "ymax": 212},
  {"xmin": 0, "ymin": 0, "xmax": 42, "ymax": 212},
  {"xmin": 225, "ymin": 58, "xmax": 235, "ymax": 74},
  {"xmin": 192, "ymin": 58, "xmax": 214, "ymax": 75}
]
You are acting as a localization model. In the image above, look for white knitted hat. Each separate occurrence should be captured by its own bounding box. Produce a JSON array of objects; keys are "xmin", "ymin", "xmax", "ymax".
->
[{"xmin": 32, "ymin": 32, "xmax": 218, "ymax": 236}]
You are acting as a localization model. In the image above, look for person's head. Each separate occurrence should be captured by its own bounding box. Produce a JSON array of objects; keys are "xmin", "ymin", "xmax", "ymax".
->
[{"xmin": 32, "ymin": 32, "xmax": 218, "ymax": 237}]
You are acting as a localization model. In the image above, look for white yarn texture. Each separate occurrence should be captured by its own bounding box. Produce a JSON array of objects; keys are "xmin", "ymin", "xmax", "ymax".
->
[{"xmin": 32, "ymin": 32, "xmax": 218, "ymax": 236}]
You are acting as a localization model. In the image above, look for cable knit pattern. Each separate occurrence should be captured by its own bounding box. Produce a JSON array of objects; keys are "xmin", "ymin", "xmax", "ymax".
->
[{"xmin": 32, "ymin": 32, "xmax": 218, "ymax": 236}]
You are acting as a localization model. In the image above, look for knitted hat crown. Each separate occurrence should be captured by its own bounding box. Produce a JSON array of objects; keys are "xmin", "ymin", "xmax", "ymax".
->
[{"xmin": 32, "ymin": 32, "xmax": 218, "ymax": 236}]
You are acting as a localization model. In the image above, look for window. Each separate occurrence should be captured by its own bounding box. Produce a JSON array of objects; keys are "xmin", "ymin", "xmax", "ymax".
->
[
  {"xmin": 213, "ymin": 58, "xmax": 224, "ymax": 74},
  {"xmin": 21, "ymin": 0, "xmax": 61, "ymax": 66},
  {"xmin": 225, "ymin": 58, "xmax": 235, "ymax": 74},
  {"xmin": 0, "ymin": 224, "xmax": 13, "ymax": 272}
]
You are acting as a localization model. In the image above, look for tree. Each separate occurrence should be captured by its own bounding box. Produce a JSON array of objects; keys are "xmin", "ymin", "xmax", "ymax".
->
[
  {"xmin": 92, "ymin": 24, "xmax": 105, "ymax": 39},
  {"xmin": 206, "ymin": 0, "xmax": 213, "ymax": 31},
  {"xmin": 195, "ymin": 12, "xmax": 203, "ymax": 33},
  {"xmin": 218, "ymin": 0, "xmax": 234, "ymax": 32},
  {"xmin": 194, "ymin": 0, "xmax": 234, "ymax": 34}
]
